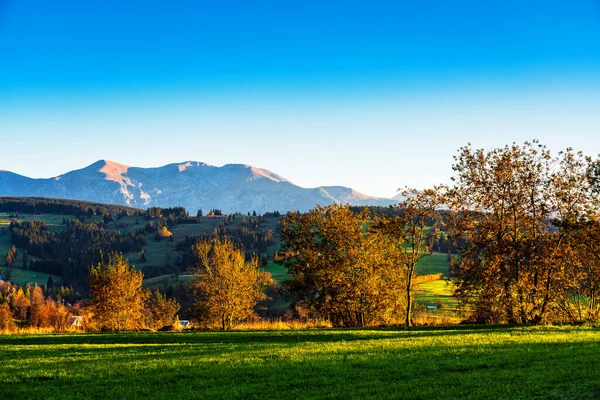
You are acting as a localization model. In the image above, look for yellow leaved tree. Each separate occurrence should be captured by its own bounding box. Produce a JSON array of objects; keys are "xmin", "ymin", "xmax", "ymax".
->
[
  {"xmin": 191, "ymin": 237, "xmax": 271, "ymax": 330},
  {"xmin": 88, "ymin": 252, "xmax": 147, "ymax": 331}
]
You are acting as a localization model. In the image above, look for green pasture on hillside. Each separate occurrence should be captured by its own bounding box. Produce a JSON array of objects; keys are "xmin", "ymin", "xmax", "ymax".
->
[
  {"xmin": 263, "ymin": 261, "xmax": 289, "ymax": 282},
  {"xmin": 414, "ymin": 279, "xmax": 457, "ymax": 308},
  {"xmin": 143, "ymin": 274, "xmax": 193, "ymax": 290},
  {"xmin": 170, "ymin": 218, "xmax": 223, "ymax": 240},
  {"xmin": 126, "ymin": 216, "xmax": 280, "ymax": 272},
  {"xmin": 4, "ymin": 268, "xmax": 61, "ymax": 287},
  {"xmin": 416, "ymin": 252, "xmax": 450, "ymax": 277},
  {"xmin": 0, "ymin": 231, "xmax": 11, "ymax": 259},
  {"xmin": 1, "ymin": 326, "xmax": 599, "ymax": 399},
  {"xmin": 125, "ymin": 238, "xmax": 174, "ymax": 269},
  {"xmin": 0, "ymin": 212, "xmax": 75, "ymax": 226}
]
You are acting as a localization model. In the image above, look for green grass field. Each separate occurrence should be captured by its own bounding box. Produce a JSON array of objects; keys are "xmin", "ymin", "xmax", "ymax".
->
[
  {"xmin": 415, "ymin": 279, "xmax": 457, "ymax": 308},
  {"xmin": 170, "ymin": 218, "xmax": 222, "ymax": 240},
  {"xmin": 0, "ymin": 326, "xmax": 598, "ymax": 399},
  {"xmin": 0, "ymin": 212, "xmax": 75, "ymax": 226},
  {"xmin": 416, "ymin": 252, "xmax": 450, "ymax": 277},
  {"xmin": 4, "ymin": 268, "xmax": 61, "ymax": 286},
  {"xmin": 263, "ymin": 261, "xmax": 289, "ymax": 282},
  {"xmin": 0, "ymin": 231, "xmax": 11, "ymax": 260},
  {"xmin": 143, "ymin": 274, "xmax": 193, "ymax": 290},
  {"xmin": 124, "ymin": 237, "xmax": 174, "ymax": 269}
]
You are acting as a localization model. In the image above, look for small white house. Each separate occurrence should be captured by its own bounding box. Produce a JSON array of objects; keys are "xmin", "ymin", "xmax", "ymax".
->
[
  {"xmin": 179, "ymin": 320, "xmax": 191, "ymax": 329},
  {"xmin": 68, "ymin": 316, "xmax": 84, "ymax": 328}
]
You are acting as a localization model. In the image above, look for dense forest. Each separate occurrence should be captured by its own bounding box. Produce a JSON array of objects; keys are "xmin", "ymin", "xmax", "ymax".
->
[
  {"xmin": 1, "ymin": 199, "xmax": 282, "ymax": 293},
  {"xmin": 9, "ymin": 219, "xmax": 147, "ymax": 282}
]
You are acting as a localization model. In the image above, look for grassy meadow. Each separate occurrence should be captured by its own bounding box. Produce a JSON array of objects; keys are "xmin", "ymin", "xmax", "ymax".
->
[
  {"xmin": 5, "ymin": 268, "xmax": 61, "ymax": 287},
  {"xmin": 416, "ymin": 252, "xmax": 451, "ymax": 277},
  {"xmin": 1, "ymin": 326, "xmax": 599, "ymax": 399}
]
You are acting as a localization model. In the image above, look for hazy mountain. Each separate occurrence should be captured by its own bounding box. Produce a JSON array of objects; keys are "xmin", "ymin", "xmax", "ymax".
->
[
  {"xmin": 391, "ymin": 192, "xmax": 406, "ymax": 201},
  {"xmin": 0, "ymin": 160, "xmax": 396, "ymax": 213}
]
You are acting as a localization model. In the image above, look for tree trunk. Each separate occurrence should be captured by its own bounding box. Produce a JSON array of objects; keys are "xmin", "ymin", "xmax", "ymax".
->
[{"xmin": 405, "ymin": 272, "xmax": 413, "ymax": 326}]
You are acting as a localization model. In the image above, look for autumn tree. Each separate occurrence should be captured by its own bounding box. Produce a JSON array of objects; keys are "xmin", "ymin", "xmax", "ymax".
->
[
  {"xmin": 279, "ymin": 204, "xmax": 407, "ymax": 327},
  {"xmin": 554, "ymin": 219, "xmax": 600, "ymax": 323},
  {"xmin": 29, "ymin": 300, "xmax": 53, "ymax": 328},
  {"xmin": 445, "ymin": 141, "xmax": 600, "ymax": 323},
  {"xmin": 29, "ymin": 299, "xmax": 72, "ymax": 331},
  {"xmin": 11, "ymin": 287, "xmax": 30, "ymax": 321},
  {"xmin": 156, "ymin": 225, "xmax": 172, "ymax": 240},
  {"xmin": 51, "ymin": 301, "xmax": 72, "ymax": 331},
  {"xmin": 5, "ymin": 245, "xmax": 16, "ymax": 267},
  {"xmin": 191, "ymin": 237, "xmax": 270, "ymax": 330},
  {"xmin": 373, "ymin": 189, "xmax": 443, "ymax": 325},
  {"xmin": 0, "ymin": 303, "xmax": 16, "ymax": 332},
  {"xmin": 28, "ymin": 285, "xmax": 71, "ymax": 330},
  {"xmin": 88, "ymin": 252, "xmax": 147, "ymax": 331},
  {"xmin": 144, "ymin": 289, "xmax": 180, "ymax": 330},
  {"xmin": 30, "ymin": 284, "xmax": 45, "ymax": 306}
]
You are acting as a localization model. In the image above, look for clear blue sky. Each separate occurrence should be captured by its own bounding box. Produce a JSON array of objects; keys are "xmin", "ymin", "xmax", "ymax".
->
[{"xmin": 1, "ymin": 0, "xmax": 599, "ymax": 197}]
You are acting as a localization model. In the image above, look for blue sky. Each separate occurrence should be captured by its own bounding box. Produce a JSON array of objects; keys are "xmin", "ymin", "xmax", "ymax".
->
[{"xmin": 1, "ymin": 0, "xmax": 599, "ymax": 197}]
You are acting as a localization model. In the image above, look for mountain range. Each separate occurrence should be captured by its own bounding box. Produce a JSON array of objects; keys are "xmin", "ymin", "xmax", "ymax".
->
[{"xmin": 0, "ymin": 160, "xmax": 397, "ymax": 213}]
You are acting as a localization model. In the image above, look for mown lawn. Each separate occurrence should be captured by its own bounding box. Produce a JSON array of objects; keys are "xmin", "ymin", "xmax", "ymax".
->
[{"xmin": 0, "ymin": 326, "xmax": 598, "ymax": 399}]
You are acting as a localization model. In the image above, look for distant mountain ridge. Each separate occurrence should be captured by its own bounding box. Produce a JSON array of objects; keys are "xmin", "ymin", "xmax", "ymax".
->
[{"xmin": 0, "ymin": 160, "xmax": 396, "ymax": 213}]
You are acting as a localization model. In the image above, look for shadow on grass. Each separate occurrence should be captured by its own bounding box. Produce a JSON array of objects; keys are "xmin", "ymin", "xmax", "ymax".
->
[
  {"xmin": 2, "ymin": 334, "xmax": 599, "ymax": 400},
  {"xmin": 0, "ymin": 324, "xmax": 592, "ymax": 347}
]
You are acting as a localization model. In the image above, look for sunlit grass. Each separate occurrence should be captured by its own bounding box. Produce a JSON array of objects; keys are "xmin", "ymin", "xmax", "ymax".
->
[
  {"xmin": 415, "ymin": 279, "xmax": 457, "ymax": 307},
  {"xmin": 1, "ymin": 326, "xmax": 598, "ymax": 399}
]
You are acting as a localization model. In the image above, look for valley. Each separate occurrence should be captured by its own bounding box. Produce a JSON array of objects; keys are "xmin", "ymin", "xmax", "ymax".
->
[{"xmin": 0, "ymin": 200, "xmax": 457, "ymax": 320}]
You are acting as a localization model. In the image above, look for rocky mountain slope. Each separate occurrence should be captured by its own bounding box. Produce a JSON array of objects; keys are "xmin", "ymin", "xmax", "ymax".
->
[{"xmin": 0, "ymin": 160, "xmax": 396, "ymax": 213}]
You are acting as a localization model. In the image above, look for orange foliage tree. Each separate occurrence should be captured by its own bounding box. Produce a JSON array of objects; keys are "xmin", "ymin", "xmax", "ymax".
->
[
  {"xmin": 446, "ymin": 141, "xmax": 600, "ymax": 323},
  {"xmin": 280, "ymin": 204, "xmax": 407, "ymax": 327}
]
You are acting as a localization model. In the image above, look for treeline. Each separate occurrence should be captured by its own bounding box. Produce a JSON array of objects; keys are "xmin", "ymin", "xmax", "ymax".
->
[
  {"xmin": 212, "ymin": 225, "xmax": 275, "ymax": 253},
  {"xmin": 277, "ymin": 141, "xmax": 600, "ymax": 326},
  {"xmin": 0, "ymin": 275, "xmax": 179, "ymax": 333},
  {"xmin": 146, "ymin": 206, "xmax": 188, "ymax": 219},
  {"xmin": 0, "ymin": 196, "xmax": 142, "ymax": 217},
  {"xmin": 0, "ymin": 282, "xmax": 78, "ymax": 332}
]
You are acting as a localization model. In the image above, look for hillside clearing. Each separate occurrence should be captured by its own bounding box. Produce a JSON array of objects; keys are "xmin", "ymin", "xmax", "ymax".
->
[{"xmin": 5, "ymin": 268, "xmax": 61, "ymax": 287}]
